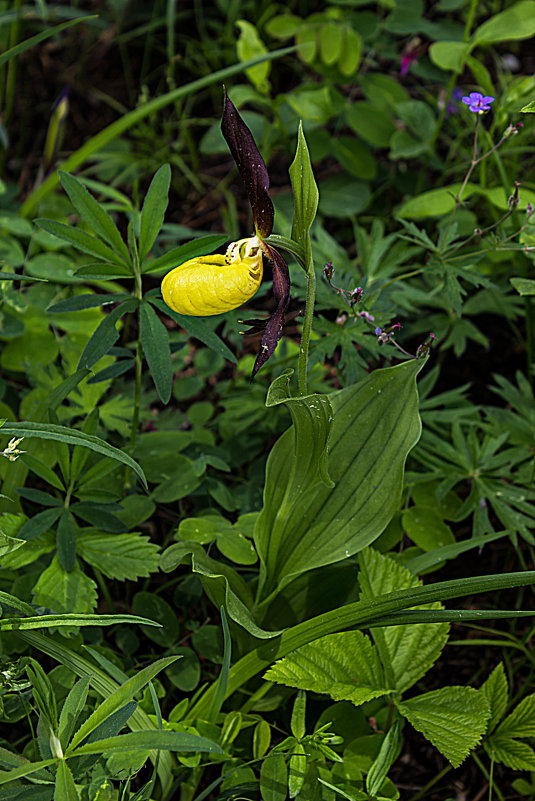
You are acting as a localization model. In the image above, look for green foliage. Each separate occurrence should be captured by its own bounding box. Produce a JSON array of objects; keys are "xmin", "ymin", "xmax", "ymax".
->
[{"xmin": 2, "ymin": 2, "xmax": 535, "ymax": 799}]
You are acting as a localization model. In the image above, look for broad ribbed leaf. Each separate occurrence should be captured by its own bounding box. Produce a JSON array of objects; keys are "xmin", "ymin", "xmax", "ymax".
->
[
  {"xmin": 67, "ymin": 656, "xmax": 179, "ymax": 752},
  {"xmin": 255, "ymin": 360, "xmax": 424, "ymax": 600},
  {"xmin": 138, "ymin": 164, "xmax": 171, "ymax": 262},
  {"xmin": 481, "ymin": 662, "xmax": 508, "ymax": 734},
  {"xmin": 260, "ymin": 753, "xmax": 287, "ymax": 801},
  {"xmin": 264, "ymin": 630, "xmax": 389, "ymax": 706},
  {"xmin": 59, "ymin": 171, "xmax": 131, "ymax": 264},
  {"xmin": 396, "ymin": 687, "xmax": 490, "ymax": 768},
  {"xmin": 140, "ymin": 301, "xmax": 173, "ymax": 403},
  {"xmin": 0, "ymin": 421, "xmax": 147, "ymax": 489},
  {"xmin": 359, "ymin": 548, "xmax": 449, "ymax": 693}
]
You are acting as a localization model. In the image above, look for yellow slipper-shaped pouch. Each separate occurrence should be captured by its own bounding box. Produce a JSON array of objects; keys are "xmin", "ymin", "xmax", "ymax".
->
[{"xmin": 162, "ymin": 237, "xmax": 263, "ymax": 316}]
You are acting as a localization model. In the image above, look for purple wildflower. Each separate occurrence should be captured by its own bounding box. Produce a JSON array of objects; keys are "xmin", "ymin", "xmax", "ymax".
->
[
  {"xmin": 359, "ymin": 311, "xmax": 375, "ymax": 323},
  {"xmin": 461, "ymin": 92, "xmax": 495, "ymax": 113}
]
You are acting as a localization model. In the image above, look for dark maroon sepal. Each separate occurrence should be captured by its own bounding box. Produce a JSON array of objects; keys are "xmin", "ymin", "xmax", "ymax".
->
[
  {"xmin": 221, "ymin": 89, "xmax": 274, "ymax": 239},
  {"xmin": 250, "ymin": 243, "xmax": 290, "ymax": 378}
]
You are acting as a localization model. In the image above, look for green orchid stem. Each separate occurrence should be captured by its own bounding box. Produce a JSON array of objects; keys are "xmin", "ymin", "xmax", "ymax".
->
[{"xmin": 298, "ymin": 262, "xmax": 316, "ymax": 396}]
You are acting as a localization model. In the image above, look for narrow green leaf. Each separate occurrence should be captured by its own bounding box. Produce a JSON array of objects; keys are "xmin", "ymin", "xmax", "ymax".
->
[
  {"xmin": 288, "ymin": 741, "xmax": 306, "ymax": 799},
  {"xmin": 290, "ymin": 690, "xmax": 306, "ymax": 741},
  {"xmin": 140, "ymin": 301, "xmax": 173, "ymax": 404},
  {"xmin": 138, "ymin": 165, "xmax": 171, "ymax": 262},
  {"xmin": 35, "ymin": 219, "xmax": 126, "ymax": 267},
  {"xmin": 0, "ymin": 15, "xmax": 96, "ymax": 66},
  {"xmin": 289, "ymin": 122, "xmax": 319, "ymax": 268},
  {"xmin": 151, "ymin": 297, "xmax": 236, "ymax": 363},
  {"xmin": 56, "ymin": 510, "xmax": 77, "ymax": 572},
  {"xmin": 67, "ymin": 657, "xmax": 179, "ymax": 752},
  {"xmin": 58, "ymin": 677, "xmax": 90, "ymax": 748},
  {"xmin": 208, "ymin": 608, "xmax": 231, "ymax": 723},
  {"xmin": 0, "ymin": 758, "xmax": 58, "ymax": 787},
  {"xmin": 78, "ymin": 298, "xmax": 138, "ymax": 369},
  {"xmin": 48, "ymin": 293, "xmax": 130, "ymax": 313},
  {"xmin": 21, "ymin": 453, "xmax": 66, "ymax": 491},
  {"xmin": 15, "ymin": 630, "xmax": 174, "ymax": 792},
  {"xmin": 59, "ymin": 172, "xmax": 131, "ymax": 264},
  {"xmin": 54, "ymin": 760, "xmax": 79, "ymax": 801},
  {"xmin": 68, "ymin": 730, "xmax": 223, "ymax": 757},
  {"xmin": 19, "ymin": 507, "xmax": 62, "ymax": 541},
  {"xmin": 0, "ymin": 613, "xmax": 160, "ymax": 631},
  {"xmin": 17, "ymin": 488, "xmax": 61, "ymax": 507},
  {"xmin": 260, "ymin": 753, "xmax": 287, "ymax": 801},
  {"xmin": 141, "ymin": 235, "xmax": 227, "ymax": 274},
  {"xmin": 0, "ymin": 421, "xmax": 147, "ymax": 489},
  {"xmin": 366, "ymin": 721, "xmax": 401, "ymax": 797},
  {"xmin": 395, "ymin": 687, "xmax": 490, "ymax": 767}
]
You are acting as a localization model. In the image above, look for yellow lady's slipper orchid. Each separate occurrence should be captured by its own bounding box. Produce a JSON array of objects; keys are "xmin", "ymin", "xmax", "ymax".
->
[{"xmin": 162, "ymin": 236, "xmax": 263, "ymax": 316}]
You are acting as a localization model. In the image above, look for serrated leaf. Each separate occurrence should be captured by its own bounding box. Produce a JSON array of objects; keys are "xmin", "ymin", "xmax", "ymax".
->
[
  {"xmin": 488, "ymin": 736, "xmax": 535, "ymax": 770},
  {"xmin": 263, "ymin": 630, "xmax": 390, "ymax": 706},
  {"xmin": 33, "ymin": 554, "xmax": 97, "ymax": 616},
  {"xmin": 140, "ymin": 301, "xmax": 173, "ymax": 404},
  {"xmin": 77, "ymin": 532, "xmax": 160, "ymax": 581},
  {"xmin": 396, "ymin": 686, "xmax": 490, "ymax": 767},
  {"xmin": 481, "ymin": 662, "xmax": 508, "ymax": 734},
  {"xmin": 496, "ymin": 694, "xmax": 535, "ymax": 739},
  {"xmin": 59, "ymin": 171, "xmax": 131, "ymax": 265},
  {"xmin": 359, "ymin": 548, "xmax": 449, "ymax": 693},
  {"xmin": 138, "ymin": 165, "xmax": 171, "ymax": 262}
]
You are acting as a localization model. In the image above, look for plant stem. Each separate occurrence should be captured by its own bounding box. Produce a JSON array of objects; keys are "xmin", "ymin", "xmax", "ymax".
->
[{"xmin": 298, "ymin": 261, "xmax": 316, "ymax": 396}]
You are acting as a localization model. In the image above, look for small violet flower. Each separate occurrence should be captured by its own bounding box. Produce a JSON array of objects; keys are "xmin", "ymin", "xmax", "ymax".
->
[
  {"xmin": 375, "ymin": 324, "xmax": 401, "ymax": 345},
  {"xmin": 359, "ymin": 311, "xmax": 375, "ymax": 323},
  {"xmin": 461, "ymin": 92, "xmax": 495, "ymax": 114}
]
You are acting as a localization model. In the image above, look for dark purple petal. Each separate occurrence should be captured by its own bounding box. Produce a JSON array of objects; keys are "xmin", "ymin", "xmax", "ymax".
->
[
  {"xmin": 250, "ymin": 243, "xmax": 290, "ymax": 378},
  {"xmin": 221, "ymin": 89, "xmax": 274, "ymax": 239}
]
